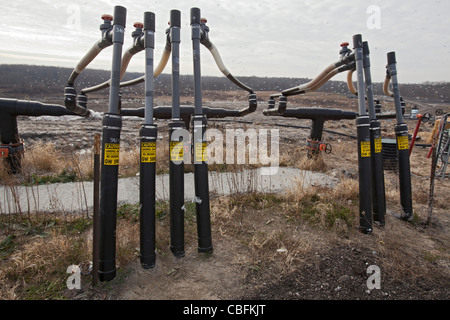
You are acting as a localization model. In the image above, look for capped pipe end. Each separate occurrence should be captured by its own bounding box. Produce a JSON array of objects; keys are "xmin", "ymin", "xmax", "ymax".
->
[
  {"xmin": 144, "ymin": 12, "xmax": 155, "ymax": 31},
  {"xmin": 113, "ymin": 5, "xmax": 127, "ymax": 27},
  {"xmin": 191, "ymin": 7, "xmax": 201, "ymax": 24},
  {"xmin": 387, "ymin": 51, "xmax": 397, "ymax": 65},
  {"xmin": 363, "ymin": 41, "xmax": 370, "ymax": 54},
  {"xmin": 352, "ymin": 34, "xmax": 363, "ymax": 49},
  {"xmin": 170, "ymin": 9, "xmax": 181, "ymax": 27}
]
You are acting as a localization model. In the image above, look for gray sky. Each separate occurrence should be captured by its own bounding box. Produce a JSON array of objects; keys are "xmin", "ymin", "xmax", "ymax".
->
[{"xmin": 1, "ymin": 0, "xmax": 449, "ymax": 84}]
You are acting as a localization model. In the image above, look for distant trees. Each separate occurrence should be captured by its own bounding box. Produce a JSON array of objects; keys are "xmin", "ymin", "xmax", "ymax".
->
[{"xmin": 0, "ymin": 64, "xmax": 449, "ymax": 103}]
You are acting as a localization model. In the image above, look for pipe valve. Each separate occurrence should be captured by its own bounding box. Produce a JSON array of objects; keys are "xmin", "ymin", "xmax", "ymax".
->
[
  {"xmin": 99, "ymin": 14, "xmax": 114, "ymax": 48},
  {"xmin": 339, "ymin": 42, "xmax": 351, "ymax": 58},
  {"xmin": 100, "ymin": 14, "xmax": 113, "ymax": 30},
  {"xmin": 133, "ymin": 22, "xmax": 143, "ymax": 34},
  {"xmin": 130, "ymin": 22, "xmax": 145, "ymax": 52}
]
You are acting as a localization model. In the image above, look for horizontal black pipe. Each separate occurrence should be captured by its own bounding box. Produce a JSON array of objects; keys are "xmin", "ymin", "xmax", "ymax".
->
[
  {"xmin": 121, "ymin": 102, "xmax": 256, "ymax": 119},
  {"xmin": 263, "ymin": 107, "xmax": 358, "ymax": 120},
  {"xmin": 0, "ymin": 98, "xmax": 75, "ymax": 117}
]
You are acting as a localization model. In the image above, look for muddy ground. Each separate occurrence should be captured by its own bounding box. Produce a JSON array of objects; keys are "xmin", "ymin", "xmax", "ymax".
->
[{"xmin": 7, "ymin": 90, "xmax": 450, "ymax": 303}]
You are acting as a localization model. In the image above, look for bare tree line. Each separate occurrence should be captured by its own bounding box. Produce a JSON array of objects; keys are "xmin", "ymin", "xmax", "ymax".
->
[{"xmin": 0, "ymin": 64, "xmax": 449, "ymax": 103}]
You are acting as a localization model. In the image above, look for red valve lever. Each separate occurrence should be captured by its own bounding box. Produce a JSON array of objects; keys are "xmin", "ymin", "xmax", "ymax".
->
[
  {"xmin": 102, "ymin": 14, "xmax": 113, "ymax": 21},
  {"xmin": 134, "ymin": 22, "xmax": 143, "ymax": 28}
]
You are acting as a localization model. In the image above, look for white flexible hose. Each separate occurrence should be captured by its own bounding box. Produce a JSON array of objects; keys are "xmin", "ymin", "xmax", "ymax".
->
[
  {"xmin": 297, "ymin": 63, "xmax": 336, "ymax": 92},
  {"xmin": 347, "ymin": 69, "xmax": 357, "ymax": 95},
  {"xmin": 120, "ymin": 50, "xmax": 134, "ymax": 79},
  {"xmin": 281, "ymin": 62, "xmax": 336, "ymax": 96},
  {"xmin": 154, "ymin": 47, "xmax": 171, "ymax": 77},
  {"xmin": 208, "ymin": 43, "xmax": 231, "ymax": 77},
  {"xmin": 308, "ymin": 68, "xmax": 340, "ymax": 92},
  {"xmin": 383, "ymin": 76, "xmax": 394, "ymax": 97},
  {"xmin": 74, "ymin": 42, "xmax": 104, "ymax": 74}
]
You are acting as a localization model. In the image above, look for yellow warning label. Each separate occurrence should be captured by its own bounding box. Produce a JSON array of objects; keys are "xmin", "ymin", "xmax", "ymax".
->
[
  {"xmin": 104, "ymin": 143, "xmax": 120, "ymax": 165},
  {"xmin": 360, "ymin": 141, "xmax": 371, "ymax": 157},
  {"xmin": 397, "ymin": 135, "xmax": 409, "ymax": 150},
  {"xmin": 141, "ymin": 142, "xmax": 156, "ymax": 163},
  {"xmin": 374, "ymin": 138, "xmax": 382, "ymax": 154},
  {"xmin": 194, "ymin": 142, "xmax": 207, "ymax": 162},
  {"xmin": 170, "ymin": 142, "xmax": 184, "ymax": 161}
]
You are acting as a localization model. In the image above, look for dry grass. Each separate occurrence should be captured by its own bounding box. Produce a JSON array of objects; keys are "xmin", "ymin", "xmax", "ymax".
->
[
  {"xmin": 1, "ymin": 125, "xmax": 448, "ymax": 300},
  {"xmin": 0, "ymin": 213, "xmax": 92, "ymax": 299}
]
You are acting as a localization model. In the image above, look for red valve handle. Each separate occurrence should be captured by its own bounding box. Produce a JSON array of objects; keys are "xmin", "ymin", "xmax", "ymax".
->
[
  {"xmin": 134, "ymin": 22, "xmax": 143, "ymax": 28},
  {"xmin": 102, "ymin": 14, "xmax": 113, "ymax": 21}
]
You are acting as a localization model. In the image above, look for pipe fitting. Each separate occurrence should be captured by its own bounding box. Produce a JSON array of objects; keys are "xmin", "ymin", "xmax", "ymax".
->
[
  {"xmin": 278, "ymin": 96, "xmax": 287, "ymax": 113},
  {"xmin": 64, "ymin": 86, "xmax": 91, "ymax": 117},
  {"xmin": 99, "ymin": 15, "xmax": 114, "ymax": 49},
  {"xmin": 129, "ymin": 22, "xmax": 145, "ymax": 54}
]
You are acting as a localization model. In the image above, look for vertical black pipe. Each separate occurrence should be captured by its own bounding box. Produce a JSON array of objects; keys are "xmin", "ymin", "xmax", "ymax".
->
[
  {"xmin": 307, "ymin": 118, "xmax": 325, "ymax": 158},
  {"xmin": 92, "ymin": 133, "xmax": 100, "ymax": 286},
  {"xmin": 353, "ymin": 34, "xmax": 373, "ymax": 234},
  {"xmin": 98, "ymin": 5, "xmax": 126, "ymax": 282},
  {"xmin": 370, "ymin": 119, "xmax": 385, "ymax": 225},
  {"xmin": 387, "ymin": 51, "xmax": 413, "ymax": 220},
  {"xmin": 139, "ymin": 11, "xmax": 157, "ymax": 269},
  {"xmin": 169, "ymin": 10, "xmax": 185, "ymax": 258},
  {"xmin": 191, "ymin": 6, "xmax": 213, "ymax": 254},
  {"xmin": 0, "ymin": 112, "xmax": 22, "ymax": 174},
  {"xmin": 363, "ymin": 41, "xmax": 386, "ymax": 226}
]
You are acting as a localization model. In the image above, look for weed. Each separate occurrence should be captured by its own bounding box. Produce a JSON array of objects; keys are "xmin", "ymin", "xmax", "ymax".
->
[
  {"xmin": 27, "ymin": 169, "xmax": 77, "ymax": 185},
  {"xmin": 117, "ymin": 203, "xmax": 140, "ymax": 222}
]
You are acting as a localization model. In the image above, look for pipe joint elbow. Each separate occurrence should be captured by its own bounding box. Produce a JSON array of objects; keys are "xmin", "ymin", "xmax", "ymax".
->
[
  {"xmin": 247, "ymin": 93, "xmax": 257, "ymax": 113},
  {"xmin": 99, "ymin": 28, "xmax": 113, "ymax": 49},
  {"xmin": 278, "ymin": 96, "xmax": 287, "ymax": 113},
  {"xmin": 64, "ymin": 86, "xmax": 77, "ymax": 109},
  {"xmin": 64, "ymin": 86, "xmax": 90, "ymax": 117}
]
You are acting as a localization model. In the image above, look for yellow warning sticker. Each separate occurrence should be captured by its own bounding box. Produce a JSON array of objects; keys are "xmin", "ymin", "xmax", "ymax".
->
[
  {"xmin": 374, "ymin": 137, "xmax": 382, "ymax": 154},
  {"xmin": 360, "ymin": 141, "xmax": 371, "ymax": 157},
  {"xmin": 104, "ymin": 143, "xmax": 120, "ymax": 165},
  {"xmin": 141, "ymin": 142, "xmax": 156, "ymax": 163},
  {"xmin": 170, "ymin": 142, "xmax": 184, "ymax": 162},
  {"xmin": 397, "ymin": 135, "xmax": 409, "ymax": 150},
  {"xmin": 194, "ymin": 142, "xmax": 207, "ymax": 162}
]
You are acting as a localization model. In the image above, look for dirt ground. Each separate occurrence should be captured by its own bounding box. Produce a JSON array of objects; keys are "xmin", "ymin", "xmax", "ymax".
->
[{"xmin": 10, "ymin": 90, "xmax": 450, "ymax": 301}]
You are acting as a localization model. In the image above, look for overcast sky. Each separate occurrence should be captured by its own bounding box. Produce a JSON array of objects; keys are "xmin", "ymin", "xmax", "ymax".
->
[{"xmin": 1, "ymin": 0, "xmax": 449, "ymax": 84}]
